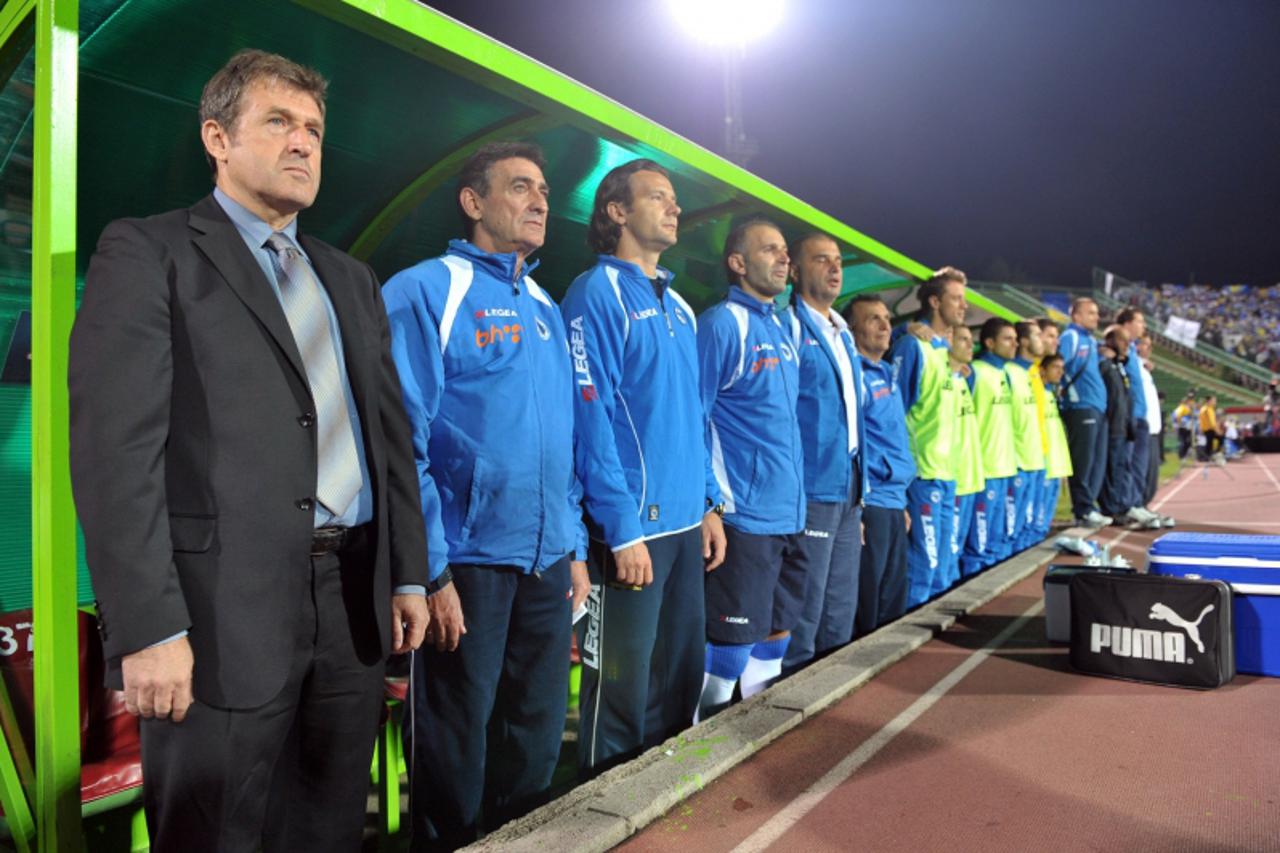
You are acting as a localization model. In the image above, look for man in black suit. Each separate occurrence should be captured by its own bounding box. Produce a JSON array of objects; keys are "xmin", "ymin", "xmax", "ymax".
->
[{"xmin": 68, "ymin": 49, "xmax": 430, "ymax": 851}]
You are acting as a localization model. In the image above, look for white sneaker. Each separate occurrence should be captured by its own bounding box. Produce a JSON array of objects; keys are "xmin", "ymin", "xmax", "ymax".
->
[
  {"xmin": 1081, "ymin": 510, "xmax": 1113, "ymax": 528},
  {"xmin": 1128, "ymin": 506, "xmax": 1158, "ymax": 523},
  {"xmin": 1160, "ymin": 514, "xmax": 1176, "ymax": 528}
]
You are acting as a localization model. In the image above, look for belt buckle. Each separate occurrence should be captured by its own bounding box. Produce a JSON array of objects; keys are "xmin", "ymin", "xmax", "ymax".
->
[{"xmin": 311, "ymin": 526, "xmax": 347, "ymax": 556}]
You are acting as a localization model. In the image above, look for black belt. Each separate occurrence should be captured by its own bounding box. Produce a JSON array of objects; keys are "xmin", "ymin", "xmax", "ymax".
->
[{"xmin": 311, "ymin": 524, "xmax": 367, "ymax": 556}]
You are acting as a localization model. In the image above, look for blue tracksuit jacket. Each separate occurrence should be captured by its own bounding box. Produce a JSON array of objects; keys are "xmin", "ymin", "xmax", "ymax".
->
[
  {"xmin": 859, "ymin": 355, "xmax": 917, "ymax": 510},
  {"xmin": 1058, "ymin": 323, "xmax": 1107, "ymax": 412},
  {"xmin": 697, "ymin": 285, "xmax": 804, "ymax": 535},
  {"xmin": 781, "ymin": 300, "xmax": 868, "ymax": 503},
  {"xmin": 383, "ymin": 239, "xmax": 586, "ymax": 581},
  {"xmin": 559, "ymin": 255, "xmax": 719, "ymax": 550}
]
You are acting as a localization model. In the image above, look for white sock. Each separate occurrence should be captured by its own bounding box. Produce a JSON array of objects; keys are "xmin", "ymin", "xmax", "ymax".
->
[
  {"xmin": 696, "ymin": 673, "xmax": 738, "ymax": 722},
  {"xmin": 740, "ymin": 655, "xmax": 783, "ymax": 698}
]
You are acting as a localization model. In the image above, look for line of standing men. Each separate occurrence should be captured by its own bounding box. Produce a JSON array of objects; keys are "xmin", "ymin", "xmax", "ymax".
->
[{"xmin": 67, "ymin": 48, "xmax": 1077, "ymax": 853}]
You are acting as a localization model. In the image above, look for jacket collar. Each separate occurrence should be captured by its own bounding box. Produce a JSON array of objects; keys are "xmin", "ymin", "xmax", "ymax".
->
[
  {"xmin": 979, "ymin": 351, "xmax": 1009, "ymax": 368},
  {"xmin": 598, "ymin": 255, "xmax": 674, "ymax": 286},
  {"xmin": 446, "ymin": 238, "xmax": 540, "ymax": 284},
  {"xmin": 728, "ymin": 284, "xmax": 778, "ymax": 316}
]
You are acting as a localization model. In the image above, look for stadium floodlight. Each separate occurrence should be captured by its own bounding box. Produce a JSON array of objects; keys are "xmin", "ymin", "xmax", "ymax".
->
[{"xmin": 669, "ymin": 0, "xmax": 785, "ymax": 45}]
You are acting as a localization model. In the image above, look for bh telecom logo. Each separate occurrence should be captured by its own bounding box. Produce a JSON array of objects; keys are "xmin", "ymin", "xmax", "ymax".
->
[
  {"xmin": 1089, "ymin": 602, "xmax": 1214, "ymax": 665},
  {"xmin": 474, "ymin": 308, "xmax": 521, "ymax": 348}
]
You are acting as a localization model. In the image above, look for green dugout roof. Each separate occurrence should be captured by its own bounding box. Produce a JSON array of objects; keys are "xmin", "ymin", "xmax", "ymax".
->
[{"xmin": 3, "ymin": 0, "xmax": 955, "ymax": 303}]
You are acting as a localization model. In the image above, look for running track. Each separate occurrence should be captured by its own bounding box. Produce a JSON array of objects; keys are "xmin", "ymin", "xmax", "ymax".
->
[{"xmin": 621, "ymin": 455, "xmax": 1280, "ymax": 852}]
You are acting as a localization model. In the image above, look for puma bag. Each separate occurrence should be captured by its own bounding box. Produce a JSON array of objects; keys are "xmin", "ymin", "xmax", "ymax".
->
[{"xmin": 1068, "ymin": 572, "xmax": 1235, "ymax": 688}]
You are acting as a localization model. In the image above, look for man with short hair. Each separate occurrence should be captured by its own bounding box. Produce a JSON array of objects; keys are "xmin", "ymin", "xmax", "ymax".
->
[
  {"xmin": 1136, "ymin": 335, "xmax": 1166, "ymax": 508},
  {"xmin": 697, "ymin": 218, "xmax": 805, "ymax": 716},
  {"xmin": 891, "ymin": 267, "xmax": 966, "ymax": 606},
  {"xmin": 948, "ymin": 325, "xmax": 986, "ymax": 579},
  {"xmin": 1033, "ymin": 352, "xmax": 1073, "ymax": 541},
  {"xmin": 1005, "ymin": 321, "xmax": 1047, "ymax": 554},
  {"xmin": 778, "ymin": 233, "xmax": 866, "ymax": 671},
  {"xmin": 1036, "ymin": 317, "xmax": 1060, "ymax": 357},
  {"xmin": 965, "ymin": 318, "xmax": 1017, "ymax": 570},
  {"xmin": 1097, "ymin": 326, "xmax": 1138, "ymax": 522},
  {"xmin": 1115, "ymin": 308, "xmax": 1166, "ymax": 526},
  {"xmin": 1199, "ymin": 394, "xmax": 1221, "ymax": 461},
  {"xmin": 849, "ymin": 295, "xmax": 916, "ymax": 634},
  {"xmin": 1173, "ymin": 391, "xmax": 1198, "ymax": 460},
  {"xmin": 560, "ymin": 159, "xmax": 726, "ymax": 773},
  {"xmin": 384, "ymin": 141, "xmax": 589, "ymax": 847},
  {"xmin": 69, "ymin": 50, "xmax": 430, "ymax": 850},
  {"xmin": 1059, "ymin": 297, "xmax": 1112, "ymax": 527}
]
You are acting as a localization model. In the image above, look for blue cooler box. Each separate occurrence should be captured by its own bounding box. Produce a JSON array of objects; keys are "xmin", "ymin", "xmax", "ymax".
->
[{"xmin": 1147, "ymin": 533, "xmax": 1280, "ymax": 676}]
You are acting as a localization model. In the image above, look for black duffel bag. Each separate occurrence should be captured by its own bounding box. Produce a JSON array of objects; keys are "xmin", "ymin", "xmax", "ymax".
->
[{"xmin": 1069, "ymin": 572, "xmax": 1235, "ymax": 688}]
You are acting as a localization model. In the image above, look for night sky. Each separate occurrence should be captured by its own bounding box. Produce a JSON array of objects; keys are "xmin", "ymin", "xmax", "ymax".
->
[{"xmin": 423, "ymin": 0, "xmax": 1280, "ymax": 288}]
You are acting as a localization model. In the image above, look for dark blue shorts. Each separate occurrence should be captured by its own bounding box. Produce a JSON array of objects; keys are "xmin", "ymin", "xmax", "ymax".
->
[{"xmin": 705, "ymin": 523, "xmax": 804, "ymax": 645}]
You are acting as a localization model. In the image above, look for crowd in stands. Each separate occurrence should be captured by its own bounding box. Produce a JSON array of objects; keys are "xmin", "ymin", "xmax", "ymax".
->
[{"xmin": 1113, "ymin": 282, "xmax": 1280, "ymax": 372}]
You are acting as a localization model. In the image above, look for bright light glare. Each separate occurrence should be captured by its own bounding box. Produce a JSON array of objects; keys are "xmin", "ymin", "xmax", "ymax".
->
[{"xmin": 669, "ymin": 0, "xmax": 785, "ymax": 45}]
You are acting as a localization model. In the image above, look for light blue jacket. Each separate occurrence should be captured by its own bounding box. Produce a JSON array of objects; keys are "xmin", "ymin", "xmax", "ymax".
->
[
  {"xmin": 698, "ymin": 286, "xmax": 804, "ymax": 535},
  {"xmin": 559, "ymin": 256, "xmax": 719, "ymax": 550},
  {"xmin": 383, "ymin": 240, "xmax": 586, "ymax": 581},
  {"xmin": 859, "ymin": 355, "xmax": 916, "ymax": 510},
  {"xmin": 1058, "ymin": 322, "xmax": 1107, "ymax": 412}
]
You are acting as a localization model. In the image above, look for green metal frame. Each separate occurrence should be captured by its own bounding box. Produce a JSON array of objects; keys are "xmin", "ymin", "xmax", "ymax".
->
[{"xmin": 31, "ymin": 0, "xmax": 81, "ymax": 849}]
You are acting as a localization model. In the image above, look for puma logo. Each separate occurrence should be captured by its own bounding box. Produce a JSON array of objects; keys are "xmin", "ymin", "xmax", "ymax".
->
[{"xmin": 1148, "ymin": 602, "xmax": 1214, "ymax": 654}]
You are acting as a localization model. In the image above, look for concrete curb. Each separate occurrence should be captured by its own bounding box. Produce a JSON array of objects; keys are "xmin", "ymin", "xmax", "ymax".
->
[{"xmin": 466, "ymin": 534, "xmax": 1077, "ymax": 852}]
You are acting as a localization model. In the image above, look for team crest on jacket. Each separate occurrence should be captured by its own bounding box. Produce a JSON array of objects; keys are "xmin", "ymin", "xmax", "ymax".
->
[
  {"xmin": 535, "ymin": 317, "xmax": 551, "ymax": 341},
  {"xmin": 674, "ymin": 308, "xmax": 688, "ymax": 325}
]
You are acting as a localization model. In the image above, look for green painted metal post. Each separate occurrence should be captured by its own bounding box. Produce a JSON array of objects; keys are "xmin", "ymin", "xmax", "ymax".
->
[{"xmin": 31, "ymin": 0, "xmax": 81, "ymax": 849}]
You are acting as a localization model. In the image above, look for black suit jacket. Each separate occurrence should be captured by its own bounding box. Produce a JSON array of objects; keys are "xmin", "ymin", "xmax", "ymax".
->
[{"xmin": 69, "ymin": 194, "xmax": 428, "ymax": 709}]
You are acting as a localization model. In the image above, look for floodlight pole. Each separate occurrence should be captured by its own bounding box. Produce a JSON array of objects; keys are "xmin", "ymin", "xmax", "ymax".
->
[{"xmin": 721, "ymin": 40, "xmax": 756, "ymax": 166}]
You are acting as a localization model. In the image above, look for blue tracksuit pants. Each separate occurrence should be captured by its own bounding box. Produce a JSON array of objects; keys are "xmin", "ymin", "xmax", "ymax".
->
[
  {"xmin": 783, "ymin": 496, "xmax": 863, "ymax": 672},
  {"xmin": 406, "ymin": 557, "xmax": 571, "ymax": 849},
  {"xmin": 1099, "ymin": 428, "xmax": 1131, "ymax": 518},
  {"xmin": 951, "ymin": 492, "xmax": 978, "ymax": 584},
  {"xmin": 1033, "ymin": 477, "xmax": 1061, "ymax": 541},
  {"xmin": 965, "ymin": 476, "xmax": 1011, "ymax": 572},
  {"xmin": 1013, "ymin": 468, "xmax": 1046, "ymax": 551},
  {"xmin": 1064, "ymin": 407, "xmax": 1108, "ymax": 519},
  {"xmin": 905, "ymin": 478, "xmax": 956, "ymax": 608},
  {"xmin": 576, "ymin": 527, "xmax": 705, "ymax": 775},
  {"xmin": 1125, "ymin": 418, "xmax": 1150, "ymax": 509}
]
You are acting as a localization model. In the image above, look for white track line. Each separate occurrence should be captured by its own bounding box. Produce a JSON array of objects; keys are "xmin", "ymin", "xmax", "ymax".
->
[
  {"xmin": 1255, "ymin": 455, "xmax": 1280, "ymax": 495},
  {"xmin": 730, "ymin": 599, "xmax": 1044, "ymax": 853}
]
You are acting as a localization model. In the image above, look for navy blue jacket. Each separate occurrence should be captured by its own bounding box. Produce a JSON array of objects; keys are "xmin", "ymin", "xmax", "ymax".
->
[{"xmin": 781, "ymin": 300, "xmax": 867, "ymax": 503}]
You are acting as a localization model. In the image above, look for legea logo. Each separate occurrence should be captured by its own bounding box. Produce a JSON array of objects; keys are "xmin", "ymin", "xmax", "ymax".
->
[{"xmin": 1089, "ymin": 601, "xmax": 1214, "ymax": 665}]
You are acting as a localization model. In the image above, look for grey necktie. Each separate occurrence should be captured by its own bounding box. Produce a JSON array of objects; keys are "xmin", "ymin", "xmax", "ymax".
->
[{"xmin": 266, "ymin": 232, "xmax": 363, "ymax": 517}]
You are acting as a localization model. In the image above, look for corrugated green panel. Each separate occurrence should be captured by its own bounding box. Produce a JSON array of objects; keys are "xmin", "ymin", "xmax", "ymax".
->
[
  {"xmin": 842, "ymin": 262, "xmax": 909, "ymax": 293},
  {"xmin": 0, "ymin": 298, "xmax": 92, "ymax": 617}
]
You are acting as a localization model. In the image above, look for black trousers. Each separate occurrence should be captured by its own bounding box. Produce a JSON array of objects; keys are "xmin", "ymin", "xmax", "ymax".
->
[
  {"xmin": 407, "ymin": 558, "xmax": 571, "ymax": 851},
  {"xmin": 1145, "ymin": 432, "xmax": 1161, "ymax": 506},
  {"xmin": 139, "ymin": 541, "xmax": 385, "ymax": 852}
]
